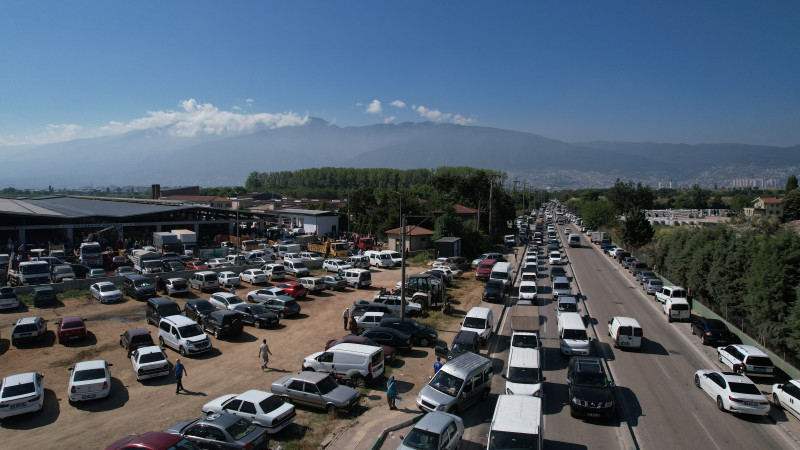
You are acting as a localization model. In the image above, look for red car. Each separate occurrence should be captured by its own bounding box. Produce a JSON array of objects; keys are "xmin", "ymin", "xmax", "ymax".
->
[
  {"xmin": 105, "ymin": 431, "xmax": 200, "ymax": 450},
  {"xmin": 276, "ymin": 282, "xmax": 307, "ymax": 298},
  {"xmin": 185, "ymin": 260, "xmax": 208, "ymax": 270},
  {"xmin": 326, "ymin": 334, "xmax": 397, "ymax": 364},
  {"xmin": 56, "ymin": 316, "xmax": 87, "ymax": 344}
]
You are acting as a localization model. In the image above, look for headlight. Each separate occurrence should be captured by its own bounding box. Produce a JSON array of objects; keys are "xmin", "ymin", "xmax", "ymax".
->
[
  {"xmin": 436, "ymin": 404, "xmax": 447, "ymax": 411},
  {"xmin": 572, "ymin": 397, "xmax": 582, "ymax": 405}
]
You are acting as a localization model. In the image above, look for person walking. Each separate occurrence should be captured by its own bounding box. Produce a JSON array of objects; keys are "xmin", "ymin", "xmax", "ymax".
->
[
  {"xmin": 348, "ymin": 315, "xmax": 359, "ymax": 335},
  {"xmin": 259, "ymin": 339, "xmax": 272, "ymax": 370},
  {"xmin": 174, "ymin": 358, "xmax": 187, "ymax": 394},
  {"xmin": 342, "ymin": 308, "xmax": 350, "ymax": 330},
  {"xmin": 433, "ymin": 357, "xmax": 443, "ymax": 374},
  {"xmin": 514, "ymin": 247, "xmax": 518, "ymax": 261},
  {"xmin": 386, "ymin": 375, "xmax": 397, "ymax": 410}
]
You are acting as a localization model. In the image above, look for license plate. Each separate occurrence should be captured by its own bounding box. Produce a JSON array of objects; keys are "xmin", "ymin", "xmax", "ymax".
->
[
  {"xmin": 81, "ymin": 394, "xmax": 96, "ymax": 400},
  {"xmin": 752, "ymin": 367, "xmax": 765, "ymax": 372},
  {"xmin": 10, "ymin": 403, "xmax": 26, "ymax": 409},
  {"xmin": 744, "ymin": 401, "xmax": 757, "ymax": 406},
  {"xmin": 587, "ymin": 413, "xmax": 601, "ymax": 417},
  {"xmin": 620, "ymin": 341, "xmax": 629, "ymax": 346},
  {"xmin": 68, "ymin": 335, "xmax": 79, "ymax": 340}
]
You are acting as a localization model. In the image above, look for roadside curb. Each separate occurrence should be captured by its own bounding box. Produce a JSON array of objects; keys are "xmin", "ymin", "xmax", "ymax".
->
[{"xmin": 368, "ymin": 413, "xmax": 425, "ymax": 450}]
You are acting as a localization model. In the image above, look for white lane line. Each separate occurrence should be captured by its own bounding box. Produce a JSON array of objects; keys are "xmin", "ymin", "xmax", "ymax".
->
[{"xmin": 691, "ymin": 412, "xmax": 722, "ymax": 450}]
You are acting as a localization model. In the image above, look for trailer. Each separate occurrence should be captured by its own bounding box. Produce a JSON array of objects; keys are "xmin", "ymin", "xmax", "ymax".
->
[{"xmin": 510, "ymin": 305, "xmax": 539, "ymax": 334}]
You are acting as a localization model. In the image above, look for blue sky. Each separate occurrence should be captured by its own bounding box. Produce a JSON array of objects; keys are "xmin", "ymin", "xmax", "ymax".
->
[{"xmin": 1, "ymin": 1, "xmax": 798, "ymax": 147}]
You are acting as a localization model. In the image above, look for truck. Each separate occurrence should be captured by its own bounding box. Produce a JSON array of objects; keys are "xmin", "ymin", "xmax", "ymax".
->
[
  {"xmin": 7, "ymin": 261, "xmax": 51, "ymax": 286},
  {"xmin": 78, "ymin": 242, "xmax": 103, "ymax": 267},
  {"xmin": 591, "ymin": 231, "xmax": 605, "ymax": 245},
  {"xmin": 129, "ymin": 250, "xmax": 162, "ymax": 274},
  {"xmin": 510, "ymin": 304, "xmax": 539, "ymax": 336},
  {"xmin": 153, "ymin": 232, "xmax": 180, "ymax": 254},
  {"xmin": 171, "ymin": 229, "xmax": 197, "ymax": 256},
  {"xmin": 354, "ymin": 235, "xmax": 374, "ymax": 251},
  {"xmin": 307, "ymin": 239, "xmax": 349, "ymax": 258},
  {"xmin": 215, "ymin": 235, "xmax": 254, "ymax": 250}
]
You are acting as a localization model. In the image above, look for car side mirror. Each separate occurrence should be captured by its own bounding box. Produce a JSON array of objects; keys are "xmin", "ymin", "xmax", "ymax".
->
[
  {"xmin": 776, "ymin": 384, "xmax": 784, "ymax": 390},
  {"xmin": 501, "ymin": 374, "xmax": 507, "ymax": 379}
]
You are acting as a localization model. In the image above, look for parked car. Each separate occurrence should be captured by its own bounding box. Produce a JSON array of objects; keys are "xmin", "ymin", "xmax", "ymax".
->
[
  {"xmin": 644, "ymin": 278, "xmax": 663, "ymax": 295},
  {"xmin": 105, "ymin": 432, "xmax": 201, "ymax": 450},
  {"xmin": 320, "ymin": 274, "xmax": 347, "ymax": 291},
  {"xmin": 206, "ymin": 258, "xmax": 229, "ymax": 268},
  {"xmin": 399, "ymin": 411, "xmax": 464, "ymax": 450},
  {"xmin": 157, "ymin": 315, "xmax": 212, "ymax": 356},
  {"xmin": 258, "ymin": 297, "xmax": 301, "ymax": 318},
  {"xmin": 772, "ymin": 380, "xmax": 800, "ymax": 420},
  {"xmin": 130, "ymin": 345, "xmax": 170, "ymax": 381},
  {"xmin": 165, "ymin": 277, "xmax": 189, "ymax": 296},
  {"xmin": 0, "ymin": 372, "xmax": 45, "ymax": 419},
  {"xmin": 67, "ymin": 359, "xmax": 112, "ymax": 403},
  {"xmin": 114, "ymin": 266, "xmax": 136, "ymax": 277},
  {"xmin": 166, "ymin": 413, "xmax": 269, "ymax": 449},
  {"xmin": 694, "ymin": 369, "xmax": 770, "ymax": 416},
  {"xmin": 482, "ymin": 279, "xmax": 505, "ymax": 303},
  {"xmin": 370, "ymin": 294, "xmax": 422, "ymax": 316},
  {"xmin": 0, "ymin": 286, "xmax": 20, "ymax": 310},
  {"xmin": 218, "ymin": 271, "xmax": 241, "ymax": 287},
  {"xmin": 51, "ymin": 264, "xmax": 77, "ymax": 283},
  {"xmin": 361, "ymin": 327, "xmax": 413, "ymax": 352},
  {"xmin": 209, "ymin": 292, "xmax": 246, "ymax": 310},
  {"xmin": 31, "ymin": 286, "xmax": 58, "ymax": 307},
  {"xmin": 184, "ymin": 260, "xmax": 208, "ymax": 271},
  {"xmin": 232, "ymin": 303, "xmax": 280, "ymax": 328},
  {"xmin": 275, "ymin": 281, "xmax": 307, "ymax": 298},
  {"xmin": 246, "ymin": 287, "xmax": 287, "ymax": 302},
  {"xmin": 202, "ymin": 310, "xmax": 244, "ymax": 339},
  {"xmin": 56, "ymin": 316, "xmax": 87, "ymax": 344},
  {"xmin": 379, "ymin": 317, "xmax": 438, "ymax": 347},
  {"xmin": 145, "ymin": 297, "xmax": 182, "ymax": 326},
  {"xmin": 325, "ymin": 334, "xmax": 398, "ymax": 365},
  {"xmin": 323, "ymin": 259, "xmax": 352, "ymax": 273},
  {"xmin": 88, "ymin": 268, "xmax": 107, "ymax": 279},
  {"xmin": 162, "ymin": 260, "xmax": 186, "ymax": 272},
  {"xmin": 119, "ymin": 327, "xmax": 155, "ymax": 357},
  {"xmin": 691, "ymin": 318, "xmax": 733, "ymax": 346},
  {"xmin": 90, "ymin": 281, "xmax": 123, "ymax": 303},
  {"xmin": 11, "ymin": 316, "xmax": 48, "ymax": 346},
  {"xmin": 356, "ymin": 312, "xmax": 386, "ymax": 332},
  {"xmin": 202, "ymin": 390, "xmax": 296, "ymax": 434},
  {"xmin": 717, "ymin": 344, "xmax": 775, "ymax": 377},
  {"xmin": 183, "ymin": 299, "xmax": 217, "ymax": 325},
  {"xmin": 123, "ymin": 275, "xmax": 157, "ymax": 301},
  {"xmin": 271, "ymin": 371, "xmax": 360, "ymax": 414},
  {"xmin": 240, "ymin": 269, "xmax": 269, "ymax": 284}
]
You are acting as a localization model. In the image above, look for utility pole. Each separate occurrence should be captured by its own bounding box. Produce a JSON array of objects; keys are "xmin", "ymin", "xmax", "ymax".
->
[{"xmin": 489, "ymin": 174, "xmax": 501, "ymax": 242}]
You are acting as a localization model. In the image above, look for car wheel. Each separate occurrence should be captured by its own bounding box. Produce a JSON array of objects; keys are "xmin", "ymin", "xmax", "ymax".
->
[
  {"xmin": 304, "ymin": 366, "xmax": 314, "ymax": 372},
  {"xmin": 691, "ymin": 326, "xmax": 696, "ymax": 335},
  {"xmin": 419, "ymin": 338, "xmax": 429, "ymax": 347},
  {"xmin": 718, "ymin": 352, "xmax": 723, "ymax": 362},
  {"xmin": 701, "ymin": 336, "xmax": 708, "ymax": 345},
  {"xmin": 248, "ymin": 296, "xmax": 254, "ymax": 302},
  {"xmin": 159, "ymin": 336, "xmax": 165, "ymax": 347},
  {"xmin": 279, "ymin": 312, "xmax": 286, "ymax": 319},
  {"xmin": 694, "ymin": 375, "xmax": 701, "ymax": 388},
  {"xmin": 353, "ymin": 376, "xmax": 366, "ymax": 388},
  {"xmin": 179, "ymin": 346, "xmax": 187, "ymax": 356},
  {"xmin": 716, "ymin": 396, "xmax": 726, "ymax": 412},
  {"xmin": 774, "ymin": 393, "xmax": 781, "ymax": 408},
  {"xmin": 255, "ymin": 321, "xmax": 262, "ymax": 329},
  {"xmin": 327, "ymin": 404, "xmax": 337, "ymax": 414}
]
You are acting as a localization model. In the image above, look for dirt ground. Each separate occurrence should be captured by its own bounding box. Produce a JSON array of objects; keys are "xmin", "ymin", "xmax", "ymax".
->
[{"xmin": 0, "ymin": 263, "xmax": 484, "ymax": 449}]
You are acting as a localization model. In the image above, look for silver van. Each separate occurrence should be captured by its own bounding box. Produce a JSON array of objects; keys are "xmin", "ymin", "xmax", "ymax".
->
[
  {"xmin": 416, "ymin": 352, "xmax": 493, "ymax": 415},
  {"xmin": 343, "ymin": 268, "xmax": 371, "ymax": 289},
  {"xmin": 188, "ymin": 271, "xmax": 219, "ymax": 292},
  {"xmin": 346, "ymin": 255, "xmax": 370, "ymax": 269},
  {"xmin": 282, "ymin": 260, "xmax": 309, "ymax": 278}
]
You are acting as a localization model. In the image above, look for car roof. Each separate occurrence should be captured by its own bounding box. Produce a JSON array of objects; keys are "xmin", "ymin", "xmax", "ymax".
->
[
  {"xmin": 553, "ymin": 276, "xmax": 569, "ymax": 283},
  {"xmin": 125, "ymin": 327, "xmax": 151, "ymax": 336},
  {"xmin": 453, "ymin": 330, "xmax": 479, "ymax": 344},
  {"xmin": 200, "ymin": 412, "xmax": 244, "ymax": 427},
  {"xmin": 214, "ymin": 292, "xmax": 238, "ymax": 298},
  {"xmin": 365, "ymin": 326, "xmax": 408, "ymax": 336},
  {"xmin": 491, "ymin": 395, "xmax": 541, "ymax": 433},
  {"xmin": 288, "ymin": 371, "xmax": 331, "ymax": 383},
  {"xmin": 731, "ymin": 345, "xmax": 769, "ymax": 357},
  {"xmin": 362, "ymin": 312, "xmax": 385, "ymax": 317},
  {"xmin": 237, "ymin": 389, "xmax": 272, "ymax": 402},
  {"xmin": 96, "ymin": 281, "xmax": 116, "ymax": 287},
  {"xmin": 61, "ymin": 315, "xmax": 84, "ymax": 322},
  {"xmin": 74, "ymin": 359, "xmax": 107, "ymax": 370},
  {"xmin": 2, "ymin": 372, "xmax": 38, "ymax": 386},
  {"xmin": 414, "ymin": 411, "xmax": 457, "ymax": 434},
  {"xmin": 718, "ymin": 371, "xmax": 756, "ymax": 383},
  {"xmin": 136, "ymin": 345, "xmax": 164, "ymax": 354},
  {"xmin": 466, "ymin": 306, "xmax": 491, "ymax": 318},
  {"xmin": 508, "ymin": 347, "xmax": 541, "ymax": 369},
  {"xmin": 611, "ymin": 316, "xmax": 641, "ymax": 327},
  {"xmin": 16, "ymin": 316, "xmax": 43, "ymax": 325}
]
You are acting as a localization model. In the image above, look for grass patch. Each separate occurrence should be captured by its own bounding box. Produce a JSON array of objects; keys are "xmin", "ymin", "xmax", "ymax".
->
[{"xmin": 58, "ymin": 289, "xmax": 90, "ymax": 300}]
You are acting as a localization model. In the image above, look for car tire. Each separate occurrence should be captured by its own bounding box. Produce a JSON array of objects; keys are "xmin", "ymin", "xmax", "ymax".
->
[
  {"xmin": 327, "ymin": 404, "xmax": 337, "ymax": 414},
  {"xmin": 159, "ymin": 336, "xmax": 165, "ymax": 347},
  {"xmin": 694, "ymin": 375, "xmax": 701, "ymax": 388},
  {"xmin": 716, "ymin": 396, "xmax": 726, "ymax": 412},
  {"xmin": 481, "ymin": 389, "xmax": 489, "ymax": 401},
  {"xmin": 774, "ymin": 393, "xmax": 781, "ymax": 408},
  {"xmin": 353, "ymin": 376, "xmax": 366, "ymax": 388},
  {"xmin": 255, "ymin": 321, "xmax": 262, "ymax": 329},
  {"xmin": 214, "ymin": 329, "xmax": 220, "ymax": 339},
  {"xmin": 701, "ymin": 336, "xmax": 708, "ymax": 346},
  {"xmin": 419, "ymin": 338, "xmax": 429, "ymax": 347},
  {"xmin": 179, "ymin": 346, "xmax": 187, "ymax": 356},
  {"xmin": 282, "ymin": 396, "xmax": 292, "ymax": 405}
]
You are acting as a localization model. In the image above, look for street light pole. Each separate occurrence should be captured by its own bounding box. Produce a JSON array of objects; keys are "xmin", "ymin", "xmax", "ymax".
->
[{"xmin": 395, "ymin": 191, "xmax": 406, "ymax": 322}]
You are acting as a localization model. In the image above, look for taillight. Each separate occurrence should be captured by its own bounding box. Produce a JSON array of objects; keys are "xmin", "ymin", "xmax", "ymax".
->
[
  {"xmin": 729, "ymin": 396, "xmax": 742, "ymax": 403},
  {"xmin": 368, "ymin": 361, "xmax": 372, "ymax": 373},
  {"xmin": 103, "ymin": 381, "xmax": 108, "ymax": 389},
  {"xmin": 705, "ymin": 331, "xmax": 713, "ymax": 336},
  {"xmin": 616, "ymin": 330, "xmax": 620, "ymax": 341},
  {"xmin": 71, "ymin": 386, "xmax": 76, "ymax": 393}
]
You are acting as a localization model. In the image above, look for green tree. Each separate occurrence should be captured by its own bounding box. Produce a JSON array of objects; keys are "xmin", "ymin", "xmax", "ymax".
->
[
  {"xmin": 786, "ymin": 175, "xmax": 798, "ymax": 193},
  {"xmin": 581, "ymin": 200, "xmax": 617, "ymax": 230},
  {"xmin": 433, "ymin": 205, "xmax": 464, "ymax": 240},
  {"xmin": 689, "ymin": 184, "xmax": 711, "ymax": 209},
  {"xmin": 730, "ymin": 194, "xmax": 753, "ymax": 213},
  {"xmin": 783, "ymin": 188, "xmax": 800, "ymax": 221},
  {"xmin": 618, "ymin": 209, "xmax": 655, "ymax": 248}
]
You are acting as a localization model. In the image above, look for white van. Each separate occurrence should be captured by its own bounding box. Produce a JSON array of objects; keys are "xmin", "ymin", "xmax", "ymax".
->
[
  {"xmin": 342, "ymin": 268, "xmax": 372, "ymax": 289},
  {"xmin": 489, "ymin": 262, "xmax": 513, "ymax": 292},
  {"xmin": 558, "ymin": 312, "xmax": 590, "ymax": 356},
  {"xmin": 487, "ymin": 395, "xmax": 542, "ymax": 450},
  {"xmin": 157, "ymin": 315, "xmax": 212, "ymax": 355},
  {"xmin": 568, "ymin": 234, "xmax": 581, "ymax": 248},
  {"xmin": 298, "ymin": 277, "xmax": 326, "ymax": 294},
  {"xmin": 655, "ymin": 285, "xmax": 687, "ymax": 304},
  {"xmin": 461, "ymin": 307, "xmax": 494, "ymax": 346},
  {"xmin": 365, "ymin": 250, "xmax": 393, "ymax": 268},
  {"xmin": 664, "ymin": 297, "xmax": 690, "ymax": 322},
  {"xmin": 380, "ymin": 250, "xmax": 403, "ymax": 267},
  {"xmin": 503, "ymin": 345, "xmax": 544, "ymax": 396},
  {"xmin": 345, "ymin": 255, "xmax": 370, "ymax": 269},
  {"xmin": 275, "ymin": 244, "xmax": 301, "ymax": 258},
  {"xmin": 283, "ymin": 260, "xmax": 310, "ymax": 278},
  {"xmin": 301, "ymin": 343, "xmax": 384, "ymax": 387},
  {"xmin": 607, "ymin": 316, "xmax": 643, "ymax": 350},
  {"xmin": 261, "ymin": 263, "xmax": 285, "ymax": 281}
]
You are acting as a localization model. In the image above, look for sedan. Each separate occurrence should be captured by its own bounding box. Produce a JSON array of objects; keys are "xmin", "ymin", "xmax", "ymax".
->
[
  {"xmin": 185, "ymin": 260, "xmax": 208, "ymax": 270},
  {"xmin": 167, "ymin": 413, "xmax": 269, "ymax": 449},
  {"xmin": 691, "ymin": 318, "xmax": 733, "ymax": 346},
  {"xmin": 232, "ymin": 304, "xmax": 280, "ymax": 328},
  {"xmin": 202, "ymin": 390, "xmax": 296, "ymax": 434},
  {"xmin": 114, "ymin": 266, "xmax": 136, "ymax": 277},
  {"xmin": 184, "ymin": 299, "xmax": 216, "ymax": 325},
  {"xmin": 0, "ymin": 286, "xmax": 20, "ymax": 310},
  {"xmin": 207, "ymin": 259, "xmax": 229, "ymax": 269},
  {"xmin": 68, "ymin": 360, "xmax": 112, "ymax": 403},
  {"xmin": 258, "ymin": 297, "xmax": 301, "ymax": 319},
  {"xmin": 323, "ymin": 259, "xmax": 351, "ymax": 273},
  {"xmin": 246, "ymin": 287, "xmax": 288, "ymax": 303},
  {"xmin": 90, "ymin": 281, "xmax": 123, "ymax": 303},
  {"xmin": 276, "ymin": 282, "xmax": 307, "ymax": 298},
  {"xmin": 218, "ymin": 271, "xmax": 241, "ymax": 287},
  {"xmin": 361, "ymin": 327, "xmax": 413, "ymax": 352},
  {"xmin": 105, "ymin": 432, "xmax": 200, "ymax": 450},
  {"xmin": 209, "ymin": 293, "xmax": 246, "ymax": 310},
  {"xmin": 694, "ymin": 370, "xmax": 770, "ymax": 416},
  {"xmin": 240, "ymin": 269, "xmax": 269, "ymax": 284},
  {"xmin": 57, "ymin": 316, "xmax": 88, "ymax": 344},
  {"xmin": 325, "ymin": 334, "xmax": 398, "ymax": 364},
  {"xmin": 131, "ymin": 346, "xmax": 170, "ymax": 381},
  {"xmin": 88, "ymin": 268, "xmax": 107, "ymax": 278},
  {"xmin": 399, "ymin": 411, "xmax": 464, "ymax": 450},
  {"xmin": 271, "ymin": 371, "xmax": 360, "ymax": 414},
  {"xmin": 772, "ymin": 380, "xmax": 800, "ymax": 420},
  {"xmin": 0, "ymin": 372, "xmax": 45, "ymax": 419}
]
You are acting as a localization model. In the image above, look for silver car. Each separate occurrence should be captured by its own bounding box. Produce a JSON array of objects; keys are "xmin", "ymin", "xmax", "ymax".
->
[
  {"xmin": 644, "ymin": 278, "xmax": 663, "ymax": 295},
  {"xmin": 271, "ymin": 371, "xmax": 360, "ymax": 414},
  {"xmin": 399, "ymin": 411, "xmax": 464, "ymax": 450}
]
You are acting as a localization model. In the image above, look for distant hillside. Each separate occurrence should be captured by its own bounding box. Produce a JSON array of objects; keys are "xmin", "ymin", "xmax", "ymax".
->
[{"xmin": 1, "ymin": 118, "xmax": 796, "ymax": 188}]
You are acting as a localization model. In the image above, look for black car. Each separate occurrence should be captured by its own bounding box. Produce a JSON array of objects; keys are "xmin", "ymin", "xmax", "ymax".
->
[
  {"xmin": 123, "ymin": 275, "xmax": 157, "ymax": 301},
  {"xmin": 30, "ymin": 286, "xmax": 57, "ymax": 307},
  {"xmin": 69, "ymin": 263, "xmax": 92, "ymax": 279},
  {"xmin": 203, "ymin": 310, "xmax": 244, "ymax": 339},
  {"xmin": 567, "ymin": 357, "xmax": 615, "ymax": 419},
  {"xmin": 162, "ymin": 260, "xmax": 186, "ymax": 272},
  {"xmin": 483, "ymin": 279, "xmax": 505, "ymax": 303},
  {"xmin": 691, "ymin": 317, "xmax": 733, "ymax": 346},
  {"xmin": 258, "ymin": 297, "xmax": 301, "ymax": 318},
  {"xmin": 435, "ymin": 330, "xmax": 480, "ymax": 361},
  {"xmin": 360, "ymin": 327, "xmax": 413, "ymax": 351},
  {"xmin": 184, "ymin": 299, "xmax": 216, "ymax": 325},
  {"xmin": 145, "ymin": 297, "xmax": 181, "ymax": 326},
  {"xmin": 232, "ymin": 303, "xmax": 280, "ymax": 328},
  {"xmin": 379, "ymin": 317, "xmax": 438, "ymax": 347},
  {"xmin": 550, "ymin": 266, "xmax": 567, "ymax": 279}
]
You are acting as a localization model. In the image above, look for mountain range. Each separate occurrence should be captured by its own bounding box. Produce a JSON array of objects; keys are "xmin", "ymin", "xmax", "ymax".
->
[{"xmin": 3, "ymin": 118, "xmax": 798, "ymax": 189}]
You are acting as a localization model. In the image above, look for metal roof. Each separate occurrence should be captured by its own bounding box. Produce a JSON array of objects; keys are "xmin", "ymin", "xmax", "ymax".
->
[
  {"xmin": 275, "ymin": 208, "xmax": 338, "ymax": 216},
  {"xmin": 0, "ymin": 196, "xmax": 197, "ymax": 218}
]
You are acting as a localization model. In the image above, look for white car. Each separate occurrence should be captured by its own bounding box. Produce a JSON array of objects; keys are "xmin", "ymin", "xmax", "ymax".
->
[
  {"xmin": 206, "ymin": 258, "xmax": 227, "ymax": 268},
  {"xmin": 246, "ymin": 287, "xmax": 287, "ymax": 303},
  {"xmin": 518, "ymin": 280, "xmax": 538, "ymax": 301},
  {"xmin": 217, "ymin": 271, "xmax": 241, "ymax": 287},
  {"xmin": 0, "ymin": 372, "xmax": 45, "ymax": 419},
  {"xmin": 202, "ymin": 389, "xmax": 296, "ymax": 433},
  {"xmin": 165, "ymin": 278, "xmax": 189, "ymax": 296},
  {"xmin": 209, "ymin": 292, "xmax": 246, "ymax": 310},
  {"xmin": 371, "ymin": 295, "xmax": 422, "ymax": 316},
  {"xmin": 355, "ymin": 312, "xmax": 385, "ymax": 332},
  {"xmin": 717, "ymin": 344, "xmax": 775, "ymax": 378},
  {"xmin": 563, "ymin": 228, "xmax": 571, "ymax": 235},
  {"xmin": 131, "ymin": 346, "xmax": 170, "ymax": 381},
  {"xmin": 323, "ymin": 259, "xmax": 352, "ymax": 273},
  {"xmin": 90, "ymin": 281, "xmax": 123, "ymax": 303},
  {"xmin": 433, "ymin": 264, "xmax": 463, "ymax": 278},
  {"xmin": 68, "ymin": 360, "xmax": 112, "ymax": 403},
  {"xmin": 772, "ymin": 380, "xmax": 800, "ymax": 420},
  {"xmin": 548, "ymin": 251, "xmax": 562, "ymax": 265},
  {"xmin": 694, "ymin": 369, "xmax": 770, "ymax": 416},
  {"xmin": 240, "ymin": 269, "xmax": 269, "ymax": 284}
]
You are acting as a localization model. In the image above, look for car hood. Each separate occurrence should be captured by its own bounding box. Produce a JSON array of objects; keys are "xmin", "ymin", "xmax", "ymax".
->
[
  {"xmin": 326, "ymin": 386, "xmax": 360, "ymax": 405},
  {"xmin": 505, "ymin": 381, "xmax": 542, "ymax": 396},
  {"xmin": 572, "ymin": 386, "xmax": 612, "ymax": 403},
  {"xmin": 484, "ymin": 287, "xmax": 503, "ymax": 295},
  {"xmin": 418, "ymin": 384, "xmax": 456, "ymax": 408}
]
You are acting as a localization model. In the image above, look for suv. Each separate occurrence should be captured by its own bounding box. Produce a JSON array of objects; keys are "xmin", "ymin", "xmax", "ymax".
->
[
  {"xmin": 202, "ymin": 310, "xmax": 244, "ymax": 339},
  {"xmin": 30, "ymin": 286, "xmax": 58, "ymax": 307},
  {"xmin": 717, "ymin": 344, "xmax": 775, "ymax": 377},
  {"xmin": 123, "ymin": 275, "xmax": 157, "ymax": 301},
  {"xmin": 51, "ymin": 264, "xmax": 76, "ymax": 283},
  {"xmin": 11, "ymin": 316, "xmax": 48, "ymax": 346},
  {"xmin": 435, "ymin": 330, "xmax": 481, "ymax": 361},
  {"xmin": 566, "ymin": 357, "xmax": 614, "ymax": 419},
  {"xmin": 146, "ymin": 297, "xmax": 182, "ymax": 326},
  {"xmin": 120, "ymin": 327, "xmax": 155, "ymax": 357},
  {"xmin": 158, "ymin": 315, "xmax": 212, "ymax": 356}
]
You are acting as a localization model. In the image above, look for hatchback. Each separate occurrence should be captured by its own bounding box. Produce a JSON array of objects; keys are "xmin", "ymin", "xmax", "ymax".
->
[
  {"xmin": 11, "ymin": 316, "xmax": 48, "ymax": 346},
  {"xmin": 276, "ymin": 282, "xmax": 307, "ymax": 298},
  {"xmin": 57, "ymin": 316, "xmax": 88, "ymax": 344},
  {"xmin": 399, "ymin": 411, "xmax": 464, "ymax": 450}
]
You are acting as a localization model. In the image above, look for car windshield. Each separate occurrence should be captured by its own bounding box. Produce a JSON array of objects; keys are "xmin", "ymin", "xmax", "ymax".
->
[
  {"xmin": 563, "ymin": 329, "xmax": 587, "ymax": 340},
  {"xmin": 21, "ymin": 264, "xmax": 50, "ymax": 274},
  {"xmin": 98, "ymin": 284, "xmax": 117, "ymax": 292},
  {"xmin": 0, "ymin": 292, "xmax": 16, "ymax": 299},
  {"xmin": 73, "ymin": 368, "xmax": 106, "ymax": 382},
  {"xmin": 139, "ymin": 351, "xmax": 166, "ymax": 363},
  {"xmin": 248, "ymin": 305, "xmax": 269, "ymax": 315},
  {"xmin": 574, "ymin": 371, "xmax": 608, "ymax": 387},
  {"xmin": 2, "ymin": 382, "xmax": 35, "ymax": 397},
  {"xmin": 228, "ymin": 296, "xmax": 245, "ymax": 305},
  {"xmin": 729, "ymin": 382, "xmax": 762, "ymax": 395},
  {"xmin": 463, "ymin": 317, "xmax": 486, "ymax": 329},
  {"xmin": 331, "ymin": 275, "xmax": 344, "ymax": 281},
  {"xmin": 14, "ymin": 324, "xmax": 39, "ymax": 333},
  {"xmin": 259, "ymin": 395, "xmax": 286, "ymax": 413},
  {"xmin": 747, "ymin": 356, "xmax": 773, "ymax": 367},
  {"xmin": 61, "ymin": 320, "xmax": 84, "ymax": 329},
  {"xmin": 519, "ymin": 285, "xmax": 537, "ymax": 293},
  {"xmin": 226, "ymin": 418, "xmax": 257, "ymax": 440},
  {"xmin": 402, "ymin": 428, "xmax": 440, "ymax": 450},
  {"xmin": 489, "ymin": 430, "xmax": 539, "ymax": 450},
  {"xmin": 286, "ymin": 300, "xmax": 299, "ymax": 309},
  {"xmin": 178, "ymin": 324, "xmax": 204, "ymax": 338},
  {"xmin": 507, "ymin": 367, "xmax": 542, "ymax": 384},
  {"xmin": 705, "ymin": 320, "xmax": 726, "ymax": 330},
  {"xmin": 451, "ymin": 341, "xmax": 475, "ymax": 353},
  {"xmin": 194, "ymin": 302, "xmax": 215, "ymax": 313},
  {"xmin": 511, "ymin": 334, "xmax": 538, "ymax": 349},
  {"xmin": 134, "ymin": 280, "xmax": 153, "ymax": 287},
  {"xmin": 251, "ymin": 270, "xmax": 265, "ymax": 276},
  {"xmin": 554, "ymin": 282, "xmax": 570, "ymax": 290},
  {"xmin": 317, "ymin": 376, "xmax": 340, "ymax": 394},
  {"xmin": 429, "ymin": 370, "xmax": 464, "ymax": 397}
]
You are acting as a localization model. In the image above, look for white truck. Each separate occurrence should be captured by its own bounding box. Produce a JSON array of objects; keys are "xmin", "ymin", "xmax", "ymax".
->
[
  {"xmin": 79, "ymin": 242, "xmax": 103, "ymax": 267},
  {"xmin": 7, "ymin": 261, "xmax": 51, "ymax": 286},
  {"xmin": 171, "ymin": 229, "xmax": 197, "ymax": 256},
  {"xmin": 130, "ymin": 250, "xmax": 162, "ymax": 274}
]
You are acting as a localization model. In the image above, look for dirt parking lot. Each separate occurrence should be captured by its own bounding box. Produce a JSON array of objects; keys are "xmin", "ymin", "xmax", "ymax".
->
[{"xmin": 0, "ymin": 264, "xmax": 483, "ymax": 449}]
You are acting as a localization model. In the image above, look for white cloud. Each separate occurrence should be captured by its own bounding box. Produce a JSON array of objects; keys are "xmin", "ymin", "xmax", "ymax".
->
[
  {"xmin": 366, "ymin": 99, "xmax": 382, "ymax": 114},
  {"xmin": 413, "ymin": 104, "xmax": 475, "ymax": 126},
  {"xmin": 390, "ymin": 100, "xmax": 406, "ymax": 108},
  {"xmin": 232, "ymin": 106, "xmax": 243, "ymax": 111},
  {"xmin": 245, "ymin": 98, "xmax": 254, "ymax": 104},
  {"xmin": 451, "ymin": 114, "xmax": 476, "ymax": 125},
  {"xmin": 384, "ymin": 116, "xmax": 396, "ymax": 123},
  {"xmin": 0, "ymin": 123, "xmax": 83, "ymax": 146}
]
